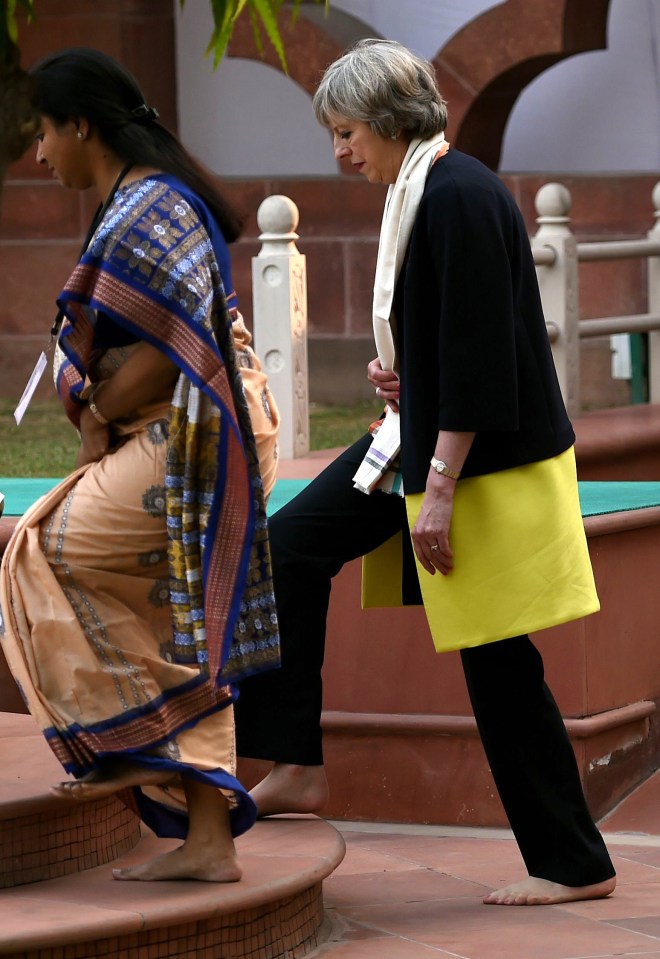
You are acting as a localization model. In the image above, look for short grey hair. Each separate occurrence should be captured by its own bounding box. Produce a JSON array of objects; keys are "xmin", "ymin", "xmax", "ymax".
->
[{"xmin": 312, "ymin": 39, "xmax": 448, "ymax": 140}]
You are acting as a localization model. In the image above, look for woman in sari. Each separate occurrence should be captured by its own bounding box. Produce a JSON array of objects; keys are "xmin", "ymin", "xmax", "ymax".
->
[{"xmin": 0, "ymin": 47, "xmax": 280, "ymax": 883}]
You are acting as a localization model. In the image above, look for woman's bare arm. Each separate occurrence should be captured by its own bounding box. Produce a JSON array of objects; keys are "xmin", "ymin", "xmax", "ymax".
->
[{"xmin": 76, "ymin": 342, "xmax": 179, "ymax": 467}]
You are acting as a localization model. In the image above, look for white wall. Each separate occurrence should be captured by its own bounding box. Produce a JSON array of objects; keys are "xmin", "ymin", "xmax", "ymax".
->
[
  {"xmin": 327, "ymin": 0, "xmax": 501, "ymax": 60},
  {"xmin": 175, "ymin": 2, "xmax": 337, "ymax": 176},
  {"xmin": 175, "ymin": 0, "xmax": 660, "ymax": 176},
  {"xmin": 500, "ymin": 0, "xmax": 660, "ymax": 172}
]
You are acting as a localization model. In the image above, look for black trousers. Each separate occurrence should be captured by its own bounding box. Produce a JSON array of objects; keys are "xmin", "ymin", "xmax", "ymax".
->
[{"xmin": 235, "ymin": 435, "xmax": 615, "ymax": 886}]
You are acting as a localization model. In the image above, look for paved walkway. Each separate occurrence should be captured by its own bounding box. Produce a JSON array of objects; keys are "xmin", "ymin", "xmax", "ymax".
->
[{"xmin": 310, "ymin": 769, "xmax": 660, "ymax": 959}]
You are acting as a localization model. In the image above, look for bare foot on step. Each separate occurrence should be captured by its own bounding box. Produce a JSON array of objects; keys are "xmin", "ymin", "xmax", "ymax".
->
[
  {"xmin": 51, "ymin": 761, "xmax": 171, "ymax": 802},
  {"xmin": 483, "ymin": 875, "xmax": 616, "ymax": 905},
  {"xmin": 108, "ymin": 768, "xmax": 240, "ymax": 882},
  {"xmin": 113, "ymin": 845, "xmax": 242, "ymax": 883},
  {"xmin": 250, "ymin": 763, "xmax": 329, "ymax": 818}
]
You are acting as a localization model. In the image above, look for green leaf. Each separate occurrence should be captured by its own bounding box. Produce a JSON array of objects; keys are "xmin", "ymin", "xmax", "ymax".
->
[
  {"xmin": 204, "ymin": 0, "xmax": 237, "ymax": 66},
  {"xmin": 252, "ymin": 0, "xmax": 287, "ymax": 72},
  {"xmin": 246, "ymin": 3, "xmax": 265, "ymax": 58},
  {"xmin": 179, "ymin": 0, "xmax": 329, "ymax": 73},
  {"xmin": 2, "ymin": 0, "xmax": 35, "ymax": 53}
]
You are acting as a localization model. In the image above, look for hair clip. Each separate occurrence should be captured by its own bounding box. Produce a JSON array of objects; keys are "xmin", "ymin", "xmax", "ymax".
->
[{"xmin": 131, "ymin": 104, "xmax": 160, "ymax": 125}]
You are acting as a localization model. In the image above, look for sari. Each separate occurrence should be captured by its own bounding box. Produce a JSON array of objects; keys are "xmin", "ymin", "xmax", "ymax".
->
[{"xmin": 0, "ymin": 175, "xmax": 280, "ymax": 839}]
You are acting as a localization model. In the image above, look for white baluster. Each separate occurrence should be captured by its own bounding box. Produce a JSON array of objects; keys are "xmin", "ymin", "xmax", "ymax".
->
[
  {"xmin": 532, "ymin": 183, "xmax": 579, "ymax": 417},
  {"xmin": 252, "ymin": 195, "xmax": 309, "ymax": 459},
  {"xmin": 647, "ymin": 182, "xmax": 660, "ymax": 403}
]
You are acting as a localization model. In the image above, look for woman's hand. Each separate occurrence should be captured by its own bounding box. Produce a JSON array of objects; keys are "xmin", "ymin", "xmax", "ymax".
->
[
  {"xmin": 76, "ymin": 405, "xmax": 112, "ymax": 468},
  {"xmin": 367, "ymin": 357, "xmax": 400, "ymax": 413},
  {"xmin": 413, "ymin": 430, "xmax": 475, "ymax": 575},
  {"xmin": 411, "ymin": 475, "xmax": 456, "ymax": 575}
]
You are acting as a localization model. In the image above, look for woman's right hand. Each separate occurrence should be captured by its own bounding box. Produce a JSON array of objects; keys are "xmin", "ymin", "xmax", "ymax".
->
[
  {"xmin": 76, "ymin": 405, "xmax": 112, "ymax": 467},
  {"xmin": 367, "ymin": 357, "xmax": 400, "ymax": 412}
]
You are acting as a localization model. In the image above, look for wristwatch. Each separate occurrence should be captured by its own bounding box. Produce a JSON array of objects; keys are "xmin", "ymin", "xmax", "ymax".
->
[{"xmin": 430, "ymin": 457, "xmax": 460, "ymax": 480}]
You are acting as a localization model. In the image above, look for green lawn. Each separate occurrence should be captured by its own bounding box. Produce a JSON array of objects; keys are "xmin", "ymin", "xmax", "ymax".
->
[
  {"xmin": 0, "ymin": 401, "xmax": 80, "ymax": 477},
  {"xmin": 0, "ymin": 399, "xmax": 379, "ymax": 477},
  {"xmin": 307, "ymin": 400, "xmax": 379, "ymax": 452}
]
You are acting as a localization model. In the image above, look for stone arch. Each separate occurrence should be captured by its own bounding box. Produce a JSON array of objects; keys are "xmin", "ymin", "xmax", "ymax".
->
[
  {"xmin": 437, "ymin": 0, "xmax": 612, "ymax": 168},
  {"xmin": 228, "ymin": 0, "xmax": 612, "ymax": 170},
  {"xmin": 227, "ymin": 6, "xmax": 379, "ymax": 96}
]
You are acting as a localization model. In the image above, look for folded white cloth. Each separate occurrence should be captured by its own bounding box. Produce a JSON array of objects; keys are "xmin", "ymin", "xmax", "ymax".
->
[{"xmin": 352, "ymin": 407, "xmax": 402, "ymax": 494}]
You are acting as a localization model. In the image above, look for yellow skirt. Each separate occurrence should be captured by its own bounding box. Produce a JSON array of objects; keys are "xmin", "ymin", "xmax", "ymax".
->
[{"xmin": 362, "ymin": 447, "xmax": 599, "ymax": 653}]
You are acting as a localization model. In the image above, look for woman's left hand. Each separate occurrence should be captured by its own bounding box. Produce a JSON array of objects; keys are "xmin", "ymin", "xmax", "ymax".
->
[
  {"xmin": 76, "ymin": 406, "xmax": 112, "ymax": 467},
  {"xmin": 411, "ymin": 479, "xmax": 455, "ymax": 576}
]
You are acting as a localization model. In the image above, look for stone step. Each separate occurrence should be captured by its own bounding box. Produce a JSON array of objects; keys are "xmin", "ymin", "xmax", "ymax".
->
[
  {"xmin": 574, "ymin": 403, "xmax": 660, "ymax": 479},
  {"xmin": 0, "ymin": 821, "xmax": 344, "ymax": 959},
  {"xmin": 0, "ymin": 714, "xmax": 345, "ymax": 958},
  {"xmin": 0, "ymin": 713, "xmax": 141, "ymax": 887}
]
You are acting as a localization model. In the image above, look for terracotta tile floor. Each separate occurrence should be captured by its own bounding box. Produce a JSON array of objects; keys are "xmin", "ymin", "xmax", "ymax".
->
[{"xmin": 308, "ymin": 769, "xmax": 660, "ymax": 959}]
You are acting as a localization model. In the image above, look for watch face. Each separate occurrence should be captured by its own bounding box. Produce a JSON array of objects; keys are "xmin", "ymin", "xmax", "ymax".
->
[{"xmin": 431, "ymin": 458, "xmax": 458, "ymax": 478}]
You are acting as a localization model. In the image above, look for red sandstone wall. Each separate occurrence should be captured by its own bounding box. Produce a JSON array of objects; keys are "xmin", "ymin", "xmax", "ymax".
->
[
  {"xmin": 2, "ymin": 166, "xmax": 654, "ymax": 407},
  {"xmin": 1, "ymin": 0, "xmax": 654, "ymax": 409},
  {"xmin": 233, "ymin": 173, "xmax": 655, "ymax": 408}
]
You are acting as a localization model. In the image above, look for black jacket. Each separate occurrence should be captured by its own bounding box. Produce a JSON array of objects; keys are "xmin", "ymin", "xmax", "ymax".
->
[{"xmin": 395, "ymin": 149, "xmax": 574, "ymax": 494}]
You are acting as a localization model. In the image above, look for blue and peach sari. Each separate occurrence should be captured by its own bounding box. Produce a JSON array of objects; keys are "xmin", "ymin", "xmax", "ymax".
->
[{"xmin": 0, "ymin": 175, "xmax": 279, "ymax": 839}]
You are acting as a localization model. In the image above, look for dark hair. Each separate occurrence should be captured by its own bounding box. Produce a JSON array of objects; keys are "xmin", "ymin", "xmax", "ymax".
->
[{"xmin": 30, "ymin": 47, "xmax": 243, "ymax": 242}]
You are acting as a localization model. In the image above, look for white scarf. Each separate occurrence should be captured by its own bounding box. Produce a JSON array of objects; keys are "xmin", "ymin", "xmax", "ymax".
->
[{"xmin": 353, "ymin": 133, "xmax": 447, "ymax": 495}]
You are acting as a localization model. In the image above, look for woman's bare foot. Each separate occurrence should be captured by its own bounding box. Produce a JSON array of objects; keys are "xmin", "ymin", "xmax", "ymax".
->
[
  {"xmin": 250, "ymin": 763, "xmax": 329, "ymax": 818},
  {"xmin": 115, "ymin": 777, "xmax": 241, "ymax": 882},
  {"xmin": 483, "ymin": 875, "xmax": 616, "ymax": 905},
  {"xmin": 113, "ymin": 845, "xmax": 242, "ymax": 883},
  {"xmin": 51, "ymin": 761, "xmax": 171, "ymax": 802}
]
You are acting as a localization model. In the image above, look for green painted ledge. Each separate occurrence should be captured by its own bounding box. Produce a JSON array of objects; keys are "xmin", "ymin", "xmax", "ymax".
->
[{"xmin": 2, "ymin": 477, "xmax": 660, "ymax": 519}]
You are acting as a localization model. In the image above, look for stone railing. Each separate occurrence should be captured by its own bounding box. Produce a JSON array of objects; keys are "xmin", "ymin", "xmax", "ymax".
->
[
  {"xmin": 252, "ymin": 184, "xmax": 660, "ymax": 451},
  {"xmin": 532, "ymin": 181, "xmax": 660, "ymax": 417}
]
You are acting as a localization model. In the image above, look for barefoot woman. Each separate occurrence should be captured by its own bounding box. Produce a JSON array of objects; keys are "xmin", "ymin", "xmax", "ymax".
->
[
  {"xmin": 0, "ymin": 48, "xmax": 280, "ymax": 882},
  {"xmin": 235, "ymin": 39, "xmax": 616, "ymax": 906}
]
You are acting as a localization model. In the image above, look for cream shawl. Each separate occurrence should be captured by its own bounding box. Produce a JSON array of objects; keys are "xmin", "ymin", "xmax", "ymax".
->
[{"xmin": 353, "ymin": 133, "xmax": 448, "ymax": 495}]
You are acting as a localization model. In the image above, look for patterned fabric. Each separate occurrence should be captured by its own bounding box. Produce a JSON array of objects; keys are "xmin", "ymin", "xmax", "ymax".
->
[
  {"xmin": 1, "ymin": 418, "xmax": 255, "ymax": 837},
  {"xmin": 56, "ymin": 176, "xmax": 280, "ymax": 684},
  {"xmin": 0, "ymin": 176, "xmax": 280, "ymax": 839},
  {"xmin": 231, "ymin": 313, "xmax": 280, "ymax": 499}
]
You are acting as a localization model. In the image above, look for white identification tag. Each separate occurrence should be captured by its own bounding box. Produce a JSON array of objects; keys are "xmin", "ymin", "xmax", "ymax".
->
[{"xmin": 14, "ymin": 351, "xmax": 48, "ymax": 425}]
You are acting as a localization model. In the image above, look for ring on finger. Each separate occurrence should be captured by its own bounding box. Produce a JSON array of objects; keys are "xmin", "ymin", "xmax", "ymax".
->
[
  {"xmin": 375, "ymin": 386, "xmax": 382, "ymax": 396},
  {"xmin": 430, "ymin": 544, "xmax": 439, "ymax": 551}
]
